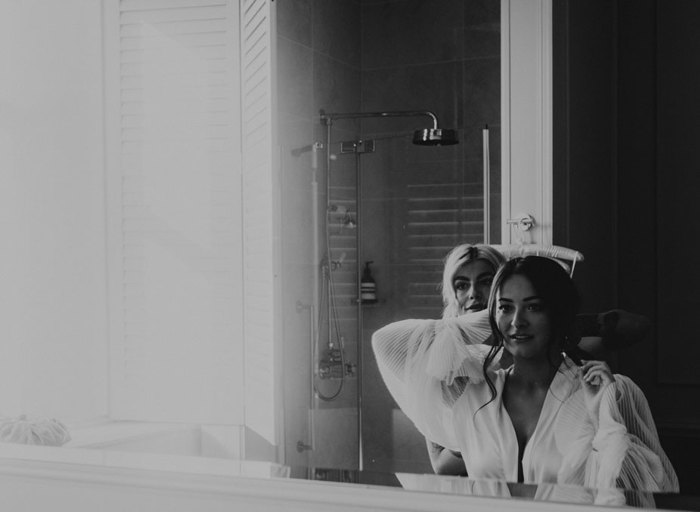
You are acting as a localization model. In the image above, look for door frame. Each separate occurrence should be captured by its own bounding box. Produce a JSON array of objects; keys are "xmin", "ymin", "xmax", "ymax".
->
[{"xmin": 501, "ymin": 0, "xmax": 553, "ymax": 245}]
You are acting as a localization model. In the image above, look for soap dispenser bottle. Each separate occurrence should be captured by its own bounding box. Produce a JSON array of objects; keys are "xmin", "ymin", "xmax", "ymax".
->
[{"xmin": 360, "ymin": 261, "xmax": 377, "ymax": 304}]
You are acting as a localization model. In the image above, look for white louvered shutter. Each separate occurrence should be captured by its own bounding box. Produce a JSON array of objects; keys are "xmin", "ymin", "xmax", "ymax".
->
[
  {"xmin": 105, "ymin": 0, "xmax": 244, "ymax": 424},
  {"xmin": 240, "ymin": 0, "xmax": 279, "ymax": 445}
]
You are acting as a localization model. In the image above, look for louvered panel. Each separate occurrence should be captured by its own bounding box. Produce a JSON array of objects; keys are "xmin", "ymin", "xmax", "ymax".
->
[
  {"xmin": 121, "ymin": 60, "xmax": 229, "ymax": 76},
  {"xmin": 120, "ymin": 31, "xmax": 229, "ymax": 50},
  {"xmin": 241, "ymin": 0, "xmax": 277, "ymax": 445},
  {"xmin": 121, "ymin": 0, "xmax": 227, "ymax": 9},
  {"xmin": 121, "ymin": 85, "xmax": 233, "ymax": 101},
  {"xmin": 120, "ymin": 5, "xmax": 227, "ymax": 24},
  {"xmin": 403, "ymin": 182, "xmax": 486, "ymax": 317},
  {"xmin": 121, "ymin": 19, "xmax": 228, "ymax": 37},
  {"xmin": 106, "ymin": 0, "xmax": 243, "ymax": 425},
  {"xmin": 121, "ymin": 72, "xmax": 228, "ymax": 90},
  {"xmin": 121, "ymin": 45, "xmax": 227, "ymax": 63},
  {"xmin": 120, "ymin": 97, "xmax": 232, "ymax": 114}
]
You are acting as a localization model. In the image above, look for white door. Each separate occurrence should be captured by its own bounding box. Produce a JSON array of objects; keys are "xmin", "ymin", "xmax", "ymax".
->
[{"xmin": 501, "ymin": 0, "xmax": 553, "ymax": 246}]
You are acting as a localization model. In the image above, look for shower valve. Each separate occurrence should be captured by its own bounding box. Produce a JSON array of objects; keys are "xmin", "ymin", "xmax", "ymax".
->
[
  {"xmin": 345, "ymin": 363, "xmax": 357, "ymax": 377},
  {"xmin": 506, "ymin": 213, "xmax": 535, "ymax": 231},
  {"xmin": 296, "ymin": 440, "xmax": 312, "ymax": 453}
]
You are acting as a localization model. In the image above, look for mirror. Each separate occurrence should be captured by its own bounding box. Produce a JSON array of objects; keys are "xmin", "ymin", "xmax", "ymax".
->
[
  {"xmin": 2, "ymin": 0, "xmax": 698, "ymax": 510},
  {"xmin": 278, "ymin": 0, "xmax": 700, "ymax": 508}
]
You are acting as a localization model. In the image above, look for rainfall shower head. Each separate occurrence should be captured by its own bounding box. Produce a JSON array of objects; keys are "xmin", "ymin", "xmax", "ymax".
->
[
  {"xmin": 320, "ymin": 109, "xmax": 459, "ymax": 146},
  {"xmin": 412, "ymin": 128, "xmax": 458, "ymax": 146}
]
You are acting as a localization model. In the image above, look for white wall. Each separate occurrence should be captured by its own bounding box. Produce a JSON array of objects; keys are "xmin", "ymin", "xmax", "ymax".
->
[{"xmin": 0, "ymin": 1, "xmax": 108, "ymax": 420}]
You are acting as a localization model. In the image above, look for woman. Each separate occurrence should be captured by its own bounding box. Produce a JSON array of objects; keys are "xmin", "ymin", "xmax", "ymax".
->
[
  {"xmin": 440, "ymin": 243, "xmax": 505, "ymax": 319},
  {"xmin": 373, "ymin": 256, "xmax": 678, "ymax": 491},
  {"xmin": 427, "ymin": 243, "xmax": 638, "ymax": 476},
  {"xmin": 426, "ymin": 243, "xmax": 504, "ymax": 475}
]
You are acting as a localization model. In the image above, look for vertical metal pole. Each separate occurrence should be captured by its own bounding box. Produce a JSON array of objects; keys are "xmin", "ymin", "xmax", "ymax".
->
[
  {"xmin": 355, "ymin": 151, "xmax": 364, "ymax": 471},
  {"xmin": 310, "ymin": 144, "xmax": 320, "ymax": 453},
  {"xmin": 483, "ymin": 125, "xmax": 491, "ymax": 244},
  {"xmin": 308, "ymin": 304, "xmax": 316, "ymax": 451}
]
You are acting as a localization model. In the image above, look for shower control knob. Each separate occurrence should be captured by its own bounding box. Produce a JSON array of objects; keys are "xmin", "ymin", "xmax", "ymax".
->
[{"xmin": 506, "ymin": 213, "xmax": 535, "ymax": 231}]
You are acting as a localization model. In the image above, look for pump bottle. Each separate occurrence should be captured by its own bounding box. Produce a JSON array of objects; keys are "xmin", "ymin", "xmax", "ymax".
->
[{"xmin": 360, "ymin": 261, "xmax": 377, "ymax": 304}]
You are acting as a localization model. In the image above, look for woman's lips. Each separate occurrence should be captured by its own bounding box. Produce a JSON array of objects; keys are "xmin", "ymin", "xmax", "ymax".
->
[
  {"xmin": 509, "ymin": 333, "xmax": 533, "ymax": 342},
  {"xmin": 465, "ymin": 303, "xmax": 485, "ymax": 312}
]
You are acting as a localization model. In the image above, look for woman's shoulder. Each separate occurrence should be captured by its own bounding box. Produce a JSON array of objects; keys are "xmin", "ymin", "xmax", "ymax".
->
[
  {"xmin": 454, "ymin": 366, "xmax": 508, "ymax": 389},
  {"xmin": 611, "ymin": 373, "xmax": 640, "ymax": 388},
  {"xmin": 610, "ymin": 373, "xmax": 652, "ymax": 406}
]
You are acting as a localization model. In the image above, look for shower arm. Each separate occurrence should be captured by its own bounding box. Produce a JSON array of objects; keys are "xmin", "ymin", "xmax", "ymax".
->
[{"xmin": 320, "ymin": 110, "xmax": 439, "ymax": 130}]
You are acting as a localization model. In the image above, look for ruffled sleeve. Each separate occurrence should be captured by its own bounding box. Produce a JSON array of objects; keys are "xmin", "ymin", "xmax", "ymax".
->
[
  {"xmin": 585, "ymin": 375, "xmax": 679, "ymax": 492},
  {"xmin": 371, "ymin": 310, "xmax": 493, "ymax": 450}
]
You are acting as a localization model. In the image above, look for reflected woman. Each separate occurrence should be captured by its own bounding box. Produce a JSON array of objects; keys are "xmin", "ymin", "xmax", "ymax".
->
[
  {"xmin": 426, "ymin": 243, "xmax": 504, "ymax": 475},
  {"xmin": 427, "ymin": 243, "xmax": 639, "ymax": 476},
  {"xmin": 373, "ymin": 256, "xmax": 678, "ymax": 491}
]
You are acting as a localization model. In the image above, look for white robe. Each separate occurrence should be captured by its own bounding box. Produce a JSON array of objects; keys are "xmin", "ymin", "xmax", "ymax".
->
[{"xmin": 371, "ymin": 310, "xmax": 678, "ymax": 492}]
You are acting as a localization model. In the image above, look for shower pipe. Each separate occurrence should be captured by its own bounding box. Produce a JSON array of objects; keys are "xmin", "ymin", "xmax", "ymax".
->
[
  {"xmin": 320, "ymin": 110, "xmax": 458, "ymax": 146},
  {"xmin": 320, "ymin": 109, "xmax": 439, "ymax": 127},
  {"xmin": 483, "ymin": 125, "xmax": 490, "ymax": 244},
  {"xmin": 319, "ymin": 109, "xmax": 459, "ymax": 471}
]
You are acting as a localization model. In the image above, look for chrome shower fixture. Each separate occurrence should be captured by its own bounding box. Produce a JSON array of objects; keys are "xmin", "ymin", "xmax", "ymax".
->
[
  {"xmin": 412, "ymin": 127, "xmax": 458, "ymax": 146},
  {"xmin": 342, "ymin": 212, "xmax": 356, "ymax": 229},
  {"xmin": 319, "ymin": 109, "xmax": 458, "ymax": 146}
]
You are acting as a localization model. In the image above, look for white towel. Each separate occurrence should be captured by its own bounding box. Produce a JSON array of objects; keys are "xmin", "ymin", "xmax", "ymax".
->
[{"xmin": 0, "ymin": 415, "xmax": 71, "ymax": 446}]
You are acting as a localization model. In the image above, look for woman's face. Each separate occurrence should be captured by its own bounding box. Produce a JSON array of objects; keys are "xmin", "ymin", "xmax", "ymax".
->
[
  {"xmin": 495, "ymin": 274, "xmax": 553, "ymax": 359},
  {"xmin": 453, "ymin": 259, "xmax": 495, "ymax": 315}
]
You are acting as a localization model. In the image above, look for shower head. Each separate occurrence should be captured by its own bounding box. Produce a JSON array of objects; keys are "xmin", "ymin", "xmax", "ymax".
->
[
  {"xmin": 320, "ymin": 109, "xmax": 459, "ymax": 146},
  {"xmin": 412, "ymin": 128, "xmax": 458, "ymax": 146}
]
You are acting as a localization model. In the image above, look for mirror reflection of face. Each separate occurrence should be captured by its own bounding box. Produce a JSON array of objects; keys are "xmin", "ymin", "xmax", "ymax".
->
[
  {"xmin": 495, "ymin": 274, "xmax": 553, "ymax": 359},
  {"xmin": 453, "ymin": 259, "xmax": 495, "ymax": 315}
]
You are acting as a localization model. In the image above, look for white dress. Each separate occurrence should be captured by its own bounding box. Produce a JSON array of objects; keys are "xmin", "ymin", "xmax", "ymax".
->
[{"xmin": 371, "ymin": 310, "xmax": 679, "ymax": 492}]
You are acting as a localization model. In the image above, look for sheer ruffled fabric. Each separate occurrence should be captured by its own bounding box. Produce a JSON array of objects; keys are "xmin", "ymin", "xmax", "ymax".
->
[
  {"xmin": 0, "ymin": 415, "xmax": 71, "ymax": 446},
  {"xmin": 372, "ymin": 311, "xmax": 493, "ymax": 451},
  {"xmin": 372, "ymin": 311, "xmax": 679, "ymax": 493},
  {"xmin": 556, "ymin": 376, "xmax": 678, "ymax": 492}
]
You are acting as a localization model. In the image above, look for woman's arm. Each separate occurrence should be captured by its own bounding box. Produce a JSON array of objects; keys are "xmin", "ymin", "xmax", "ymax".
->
[
  {"xmin": 426, "ymin": 438, "xmax": 467, "ymax": 476},
  {"xmin": 582, "ymin": 374, "xmax": 678, "ymax": 492},
  {"xmin": 575, "ymin": 310, "xmax": 651, "ymax": 356},
  {"xmin": 371, "ymin": 310, "xmax": 492, "ymax": 386},
  {"xmin": 371, "ymin": 311, "xmax": 492, "ymax": 450}
]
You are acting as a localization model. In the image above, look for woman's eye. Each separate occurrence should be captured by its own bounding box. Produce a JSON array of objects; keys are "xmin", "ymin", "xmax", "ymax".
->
[
  {"xmin": 478, "ymin": 278, "xmax": 493, "ymax": 287},
  {"xmin": 454, "ymin": 281, "xmax": 468, "ymax": 291},
  {"xmin": 497, "ymin": 304, "xmax": 512, "ymax": 313},
  {"xmin": 527, "ymin": 303, "xmax": 544, "ymax": 312}
]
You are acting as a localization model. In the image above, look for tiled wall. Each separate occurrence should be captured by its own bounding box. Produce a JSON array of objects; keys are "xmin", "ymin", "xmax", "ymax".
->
[
  {"xmin": 277, "ymin": 0, "xmax": 362, "ymax": 469},
  {"xmin": 358, "ymin": 0, "xmax": 501, "ymax": 473}
]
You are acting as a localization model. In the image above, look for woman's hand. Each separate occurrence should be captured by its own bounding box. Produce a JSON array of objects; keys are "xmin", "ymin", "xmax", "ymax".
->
[{"xmin": 579, "ymin": 360, "xmax": 615, "ymax": 423}]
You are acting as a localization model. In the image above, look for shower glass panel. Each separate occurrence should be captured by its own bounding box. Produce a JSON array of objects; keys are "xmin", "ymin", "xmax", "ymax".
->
[{"xmin": 318, "ymin": 121, "xmax": 500, "ymax": 475}]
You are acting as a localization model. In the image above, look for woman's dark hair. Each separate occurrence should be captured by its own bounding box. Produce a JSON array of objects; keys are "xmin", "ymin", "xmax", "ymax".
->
[{"xmin": 479, "ymin": 256, "xmax": 581, "ymax": 406}]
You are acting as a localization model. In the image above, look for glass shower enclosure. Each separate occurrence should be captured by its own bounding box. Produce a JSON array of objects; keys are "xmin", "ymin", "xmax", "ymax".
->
[
  {"xmin": 276, "ymin": 0, "xmax": 502, "ymax": 477},
  {"xmin": 308, "ymin": 111, "xmax": 500, "ymax": 474}
]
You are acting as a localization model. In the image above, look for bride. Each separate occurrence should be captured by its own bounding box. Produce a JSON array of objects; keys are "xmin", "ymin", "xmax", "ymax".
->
[{"xmin": 372, "ymin": 255, "xmax": 678, "ymax": 491}]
